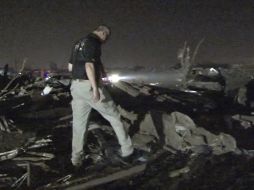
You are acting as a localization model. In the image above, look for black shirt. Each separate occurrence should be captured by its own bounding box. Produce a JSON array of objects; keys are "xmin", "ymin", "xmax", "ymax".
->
[{"xmin": 69, "ymin": 33, "xmax": 103, "ymax": 81}]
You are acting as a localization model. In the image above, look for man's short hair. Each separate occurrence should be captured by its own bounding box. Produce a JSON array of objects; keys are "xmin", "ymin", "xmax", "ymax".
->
[{"xmin": 95, "ymin": 25, "xmax": 111, "ymax": 36}]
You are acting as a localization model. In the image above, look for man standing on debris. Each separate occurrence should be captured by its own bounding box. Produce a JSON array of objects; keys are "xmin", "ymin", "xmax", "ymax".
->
[{"xmin": 68, "ymin": 25, "xmax": 134, "ymax": 168}]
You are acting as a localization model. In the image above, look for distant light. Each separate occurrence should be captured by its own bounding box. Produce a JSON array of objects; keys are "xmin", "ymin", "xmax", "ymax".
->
[
  {"xmin": 183, "ymin": 89, "xmax": 199, "ymax": 94},
  {"xmin": 108, "ymin": 74, "xmax": 120, "ymax": 83},
  {"xmin": 45, "ymin": 76, "xmax": 51, "ymax": 81},
  {"xmin": 149, "ymin": 82, "xmax": 159, "ymax": 86},
  {"xmin": 102, "ymin": 77, "xmax": 108, "ymax": 81}
]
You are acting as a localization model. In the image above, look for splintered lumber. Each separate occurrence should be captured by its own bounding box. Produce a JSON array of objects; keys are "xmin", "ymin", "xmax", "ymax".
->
[
  {"xmin": 18, "ymin": 107, "xmax": 71, "ymax": 119},
  {"xmin": 113, "ymin": 81, "xmax": 140, "ymax": 97},
  {"xmin": 66, "ymin": 164, "xmax": 146, "ymax": 190},
  {"xmin": 0, "ymin": 95, "xmax": 32, "ymax": 115},
  {"xmin": 43, "ymin": 164, "xmax": 147, "ymax": 189}
]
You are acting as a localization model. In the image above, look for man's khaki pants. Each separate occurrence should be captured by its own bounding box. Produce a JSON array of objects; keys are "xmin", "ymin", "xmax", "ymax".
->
[{"xmin": 70, "ymin": 80, "xmax": 133, "ymax": 166}]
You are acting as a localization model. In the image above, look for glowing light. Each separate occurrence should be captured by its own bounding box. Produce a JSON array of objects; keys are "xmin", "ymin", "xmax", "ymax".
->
[
  {"xmin": 45, "ymin": 76, "xmax": 51, "ymax": 81},
  {"xmin": 108, "ymin": 74, "xmax": 120, "ymax": 83},
  {"xmin": 149, "ymin": 82, "xmax": 159, "ymax": 86}
]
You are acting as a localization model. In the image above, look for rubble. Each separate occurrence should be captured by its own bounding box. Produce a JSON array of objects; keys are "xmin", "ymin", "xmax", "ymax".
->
[
  {"xmin": 132, "ymin": 111, "xmax": 237, "ymax": 155},
  {"xmin": 0, "ymin": 68, "xmax": 253, "ymax": 189},
  {"xmin": 232, "ymin": 114, "xmax": 254, "ymax": 129}
]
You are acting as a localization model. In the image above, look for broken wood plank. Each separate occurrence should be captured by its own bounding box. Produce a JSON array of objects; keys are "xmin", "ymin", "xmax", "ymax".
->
[
  {"xmin": 113, "ymin": 81, "xmax": 140, "ymax": 97},
  {"xmin": 66, "ymin": 164, "xmax": 146, "ymax": 190}
]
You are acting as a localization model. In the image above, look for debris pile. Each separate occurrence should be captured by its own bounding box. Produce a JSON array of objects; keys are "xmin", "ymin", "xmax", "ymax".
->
[{"xmin": 0, "ymin": 68, "xmax": 253, "ymax": 189}]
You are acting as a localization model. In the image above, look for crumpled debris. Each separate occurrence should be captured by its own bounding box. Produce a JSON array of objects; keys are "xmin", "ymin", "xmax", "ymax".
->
[
  {"xmin": 0, "ymin": 70, "xmax": 253, "ymax": 190},
  {"xmin": 135, "ymin": 111, "xmax": 237, "ymax": 155},
  {"xmin": 132, "ymin": 133, "xmax": 156, "ymax": 152},
  {"xmin": 0, "ymin": 116, "xmax": 22, "ymax": 133},
  {"xmin": 113, "ymin": 81, "xmax": 140, "ymax": 97},
  {"xmin": 232, "ymin": 114, "xmax": 254, "ymax": 129},
  {"xmin": 236, "ymin": 87, "xmax": 247, "ymax": 106},
  {"xmin": 169, "ymin": 166, "xmax": 190, "ymax": 178},
  {"xmin": 0, "ymin": 162, "xmax": 31, "ymax": 189},
  {"xmin": 40, "ymin": 164, "xmax": 147, "ymax": 190},
  {"xmin": 0, "ymin": 149, "xmax": 20, "ymax": 161},
  {"xmin": 117, "ymin": 105, "xmax": 138, "ymax": 124},
  {"xmin": 0, "ymin": 136, "xmax": 53, "ymax": 162},
  {"xmin": 13, "ymin": 151, "xmax": 55, "ymax": 161}
]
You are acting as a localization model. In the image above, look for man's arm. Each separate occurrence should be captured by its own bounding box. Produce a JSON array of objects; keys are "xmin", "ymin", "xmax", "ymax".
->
[{"xmin": 85, "ymin": 62, "xmax": 100, "ymax": 102}]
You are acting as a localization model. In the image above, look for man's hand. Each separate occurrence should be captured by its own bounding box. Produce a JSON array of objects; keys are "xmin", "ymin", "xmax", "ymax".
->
[
  {"xmin": 86, "ymin": 62, "xmax": 100, "ymax": 102},
  {"xmin": 92, "ymin": 88, "xmax": 100, "ymax": 103}
]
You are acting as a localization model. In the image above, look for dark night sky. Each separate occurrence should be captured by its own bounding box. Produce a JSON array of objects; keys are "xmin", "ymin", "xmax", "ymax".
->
[{"xmin": 1, "ymin": 0, "xmax": 254, "ymax": 69}]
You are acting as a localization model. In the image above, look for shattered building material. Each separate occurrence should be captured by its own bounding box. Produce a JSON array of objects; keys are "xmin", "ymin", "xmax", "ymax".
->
[
  {"xmin": 169, "ymin": 166, "xmax": 190, "ymax": 178},
  {"xmin": 113, "ymin": 81, "xmax": 140, "ymax": 97},
  {"xmin": 0, "ymin": 149, "xmax": 20, "ymax": 161},
  {"xmin": 236, "ymin": 86, "xmax": 248, "ymax": 106},
  {"xmin": 233, "ymin": 78, "xmax": 254, "ymax": 109},
  {"xmin": 0, "ymin": 70, "xmax": 253, "ymax": 189},
  {"xmin": 0, "ymin": 116, "xmax": 22, "ymax": 134},
  {"xmin": 232, "ymin": 114, "xmax": 254, "ymax": 129},
  {"xmin": 184, "ymin": 72, "xmax": 225, "ymax": 97},
  {"xmin": 13, "ymin": 151, "xmax": 55, "ymax": 161},
  {"xmin": 0, "ymin": 136, "xmax": 53, "ymax": 162},
  {"xmin": 117, "ymin": 105, "xmax": 138, "ymax": 125},
  {"xmin": 18, "ymin": 107, "xmax": 71, "ymax": 119},
  {"xmin": 133, "ymin": 111, "xmax": 237, "ymax": 155},
  {"xmin": 14, "ymin": 162, "xmax": 31, "ymax": 188},
  {"xmin": 55, "ymin": 164, "xmax": 146, "ymax": 190}
]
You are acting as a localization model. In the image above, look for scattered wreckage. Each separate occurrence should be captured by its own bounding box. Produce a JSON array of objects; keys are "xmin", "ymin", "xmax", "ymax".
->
[{"xmin": 0, "ymin": 61, "xmax": 253, "ymax": 189}]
